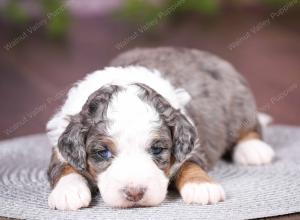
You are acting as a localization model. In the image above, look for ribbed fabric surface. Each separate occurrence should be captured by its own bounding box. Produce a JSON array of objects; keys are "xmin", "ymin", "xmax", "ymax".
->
[{"xmin": 0, "ymin": 125, "xmax": 300, "ymax": 220}]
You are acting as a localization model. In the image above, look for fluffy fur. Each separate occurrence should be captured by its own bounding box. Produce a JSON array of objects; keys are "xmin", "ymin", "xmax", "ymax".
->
[
  {"xmin": 47, "ymin": 66, "xmax": 189, "ymax": 148},
  {"xmin": 233, "ymin": 139, "xmax": 275, "ymax": 165},
  {"xmin": 48, "ymin": 173, "xmax": 91, "ymax": 210},
  {"xmin": 46, "ymin": 47, "xmax": 275, "ymax": 210},
  {"xmin": 97, "ymin": 152, "xmax": 169, "ymax": 207},
  {"xmin": 110, "ymin": 47, "xmax": 262, "ymax": 168},
  {"xmin": 47, "ymin": 73, "xmax": 192, "ymax": 208},
  {"xmin": 180, "ymin": 182, "xmax": 225, "ymax": 205}
]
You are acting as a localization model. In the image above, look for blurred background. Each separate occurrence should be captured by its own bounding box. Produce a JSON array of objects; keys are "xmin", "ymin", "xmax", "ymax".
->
[{"xmin": 0, "ymin": 0, "xmax": 299, "ymax": 140}]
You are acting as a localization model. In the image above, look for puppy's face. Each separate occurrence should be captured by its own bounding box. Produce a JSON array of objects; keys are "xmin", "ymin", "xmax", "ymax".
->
[
  {"xmin": 58, "ymin": 84, "xmax": 197, "ymax": 208},
  {"xmin": 86, "ymin": 126, "xmax": 171, "ymax": 207}
]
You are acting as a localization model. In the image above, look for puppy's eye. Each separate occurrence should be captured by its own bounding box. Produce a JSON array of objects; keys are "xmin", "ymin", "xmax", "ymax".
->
[
  {"xmin": 150, "ymin": 142, "xmax": 165, "ymax": 155},
  {"xmin": 96, "ymin": 149, "xmax": 112, "ymax": 159},
  {"xmin": 151, "ymin": 146, "xmax": 163, "ymax": 155}
]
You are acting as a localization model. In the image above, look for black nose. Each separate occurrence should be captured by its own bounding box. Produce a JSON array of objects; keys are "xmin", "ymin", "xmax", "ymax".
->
[{"xmin": 122, "ymin": 186, "xmax": 147, "ymax": 202}]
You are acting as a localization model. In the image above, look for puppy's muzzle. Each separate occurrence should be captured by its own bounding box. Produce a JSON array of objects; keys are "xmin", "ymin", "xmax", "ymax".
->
[{"xmin": 121, "ymin": 186, "xmax": 147, "ymax": 202}]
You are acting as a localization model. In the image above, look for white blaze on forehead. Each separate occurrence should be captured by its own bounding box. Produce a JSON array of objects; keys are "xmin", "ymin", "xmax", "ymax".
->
[
  {"xmin": 106, "ymin": 86, "xmax": 161, "ymax": 152},
  {"xmin": 98, "ymin": 85, "xmax": 169, "ymax": 207}
]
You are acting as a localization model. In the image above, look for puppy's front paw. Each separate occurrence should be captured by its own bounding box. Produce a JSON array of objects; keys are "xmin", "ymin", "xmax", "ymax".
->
[
  {"xmin": 180, "ymin": 182, "xmax": 225, "ymax": 205},
  {"xmin": 48, "ymin": 173, "xmax": 91, "ymax": 210}
]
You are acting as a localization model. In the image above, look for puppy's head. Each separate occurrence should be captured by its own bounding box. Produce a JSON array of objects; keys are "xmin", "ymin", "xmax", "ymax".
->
[{"xmin": 58, "ymin": 84, "xmax": 197, "ymax": 208}]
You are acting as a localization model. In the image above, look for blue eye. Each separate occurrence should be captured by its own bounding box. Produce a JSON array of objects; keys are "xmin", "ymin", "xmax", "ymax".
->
[
  {"xmin": 97, "ymin": 149, "xmax": 112, "ymax": 159},
  {"xmin": 151, "ymin": 142, "xmax": 164, "ymax": 155},
  {"xmin": 151, "ymin": 145, "xmax": 164, "ymax": 155}
]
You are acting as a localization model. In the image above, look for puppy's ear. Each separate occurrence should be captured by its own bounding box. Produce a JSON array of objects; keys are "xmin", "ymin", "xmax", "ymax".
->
[
  {"xmin": 57, "ymin": 85, "xmax": 121, "ymax": 171},
  {"xmin": 135, "ymin": 83, "xmax": 197, "ymax": 162},
  {"xmin": 172, "ymin": 114, "xmax": 197, "ymax": 162},
  {"xmin": 58, "ymin": 115, "xmax": 88, "ymax": 171}
]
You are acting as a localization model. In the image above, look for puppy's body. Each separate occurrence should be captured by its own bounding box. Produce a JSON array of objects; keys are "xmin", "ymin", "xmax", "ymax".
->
[
  {"xmin": 110, "ymin": 47, "xmax": 259, "ymax": 169},
  {"xmin": 47, "ymin": 47, "xmax": 274, "ymax": 210}
]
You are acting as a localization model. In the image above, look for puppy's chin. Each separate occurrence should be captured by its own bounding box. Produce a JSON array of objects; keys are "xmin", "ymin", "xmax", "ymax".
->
[{"xmin": 97, "ymin": 154, "xmax": 169, "ymax": 208}]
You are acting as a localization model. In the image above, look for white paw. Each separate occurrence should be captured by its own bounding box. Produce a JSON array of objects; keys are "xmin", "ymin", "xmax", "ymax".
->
[
  {"xmin": 180, "ymin": 182, "xmax": 225, "ymax": 205},
  {"xmin": 48, "ymin": 173, "xmax": 91, "ymax": 210},
  {"xmin": 233, "ymin": 139, "xmax": 275, "ymax": 165}
]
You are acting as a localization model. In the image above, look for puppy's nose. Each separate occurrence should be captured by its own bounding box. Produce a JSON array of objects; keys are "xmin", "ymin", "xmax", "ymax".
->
[{"xmin": 122, "ymin": 186, "xmax": 146, "ymax": 202}]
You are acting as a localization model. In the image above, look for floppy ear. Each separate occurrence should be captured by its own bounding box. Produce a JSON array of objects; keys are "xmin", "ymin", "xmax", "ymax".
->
[
  {"xmin": 57, "ymin": 85, "xmax": 121, "ymax": 171},
  {"xmin": 58, "ymin": 115, "xmax": 88, "ymax": 171},
  {"xmin": 135, "ymin": 83, "xmax": 197, "ymax": 162},
  {"xmin": 171, "ymin": 114, "xmax": 197, "ymax": 162}
]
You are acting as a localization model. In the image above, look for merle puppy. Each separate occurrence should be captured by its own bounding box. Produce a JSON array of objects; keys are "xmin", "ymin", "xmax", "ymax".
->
[{"xmin": 47, "ymin": 47, "xmax": 275, "ymax": 210}]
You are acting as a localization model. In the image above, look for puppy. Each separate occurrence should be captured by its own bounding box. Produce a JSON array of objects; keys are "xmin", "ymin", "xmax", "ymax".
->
[{"xmin": 47, "ymin": 47, "xmax": 275, "ymax": 210}]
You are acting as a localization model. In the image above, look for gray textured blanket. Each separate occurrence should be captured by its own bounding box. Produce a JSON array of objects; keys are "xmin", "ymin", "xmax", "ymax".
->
[{"xmin": 0, "ymin": 125, "xmax": 300, "ymax": 220}]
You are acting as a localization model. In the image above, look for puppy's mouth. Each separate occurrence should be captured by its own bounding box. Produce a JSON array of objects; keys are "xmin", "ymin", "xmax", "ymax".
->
[
  {"xmin": 113, "ymin": 188, "xmax": 147, "ymax": 208},
  {"xmin": 98, "ymin": 187, "xmax": 162, "ymax": 208}
]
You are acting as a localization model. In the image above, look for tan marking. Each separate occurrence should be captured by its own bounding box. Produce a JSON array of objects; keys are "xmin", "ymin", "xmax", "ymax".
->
[
  {"xmin": 87, "ymin": 160, "xmax": 97, "ymax": 180},
  {"xmin": 238, "ymin": 131, "xmax": 261, "ymax": 143},
  {"xmin": 151, "ymin": 133, "xmax": 161, "ymax": 140},
  {"xmin": 52, "ymin": 165, "xmax": 77, "ymax": 186},
  {"xmin": 99, "ymin": 136, "xmax": 117, "ymax": 154},
  {"xmin": 61, "ymin": 166, "xmax": 77, "ymax": 176},
  {"xmin": 84, "ymin": 136, "xmax": 117, "ymax": 181},
  {"xmin": 50, "ymin": 151, "xmax": 78, "ymax": 186},
  {"xmin": 175, "ymin": 162, "xmax": 212, "ymax": 191},
  {"xmin": 163, "ymin": 155, "xmax": 175, "ymax": 177}
]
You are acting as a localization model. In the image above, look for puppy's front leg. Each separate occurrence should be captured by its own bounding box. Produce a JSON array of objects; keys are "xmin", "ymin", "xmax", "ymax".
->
[
  {"xmin": 176, "ymin": 162, "xmax": 225, "ymax": 205},
  {"xmin": 47, "ymin": 149, "xmax": 91, "ymax": 210}
]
